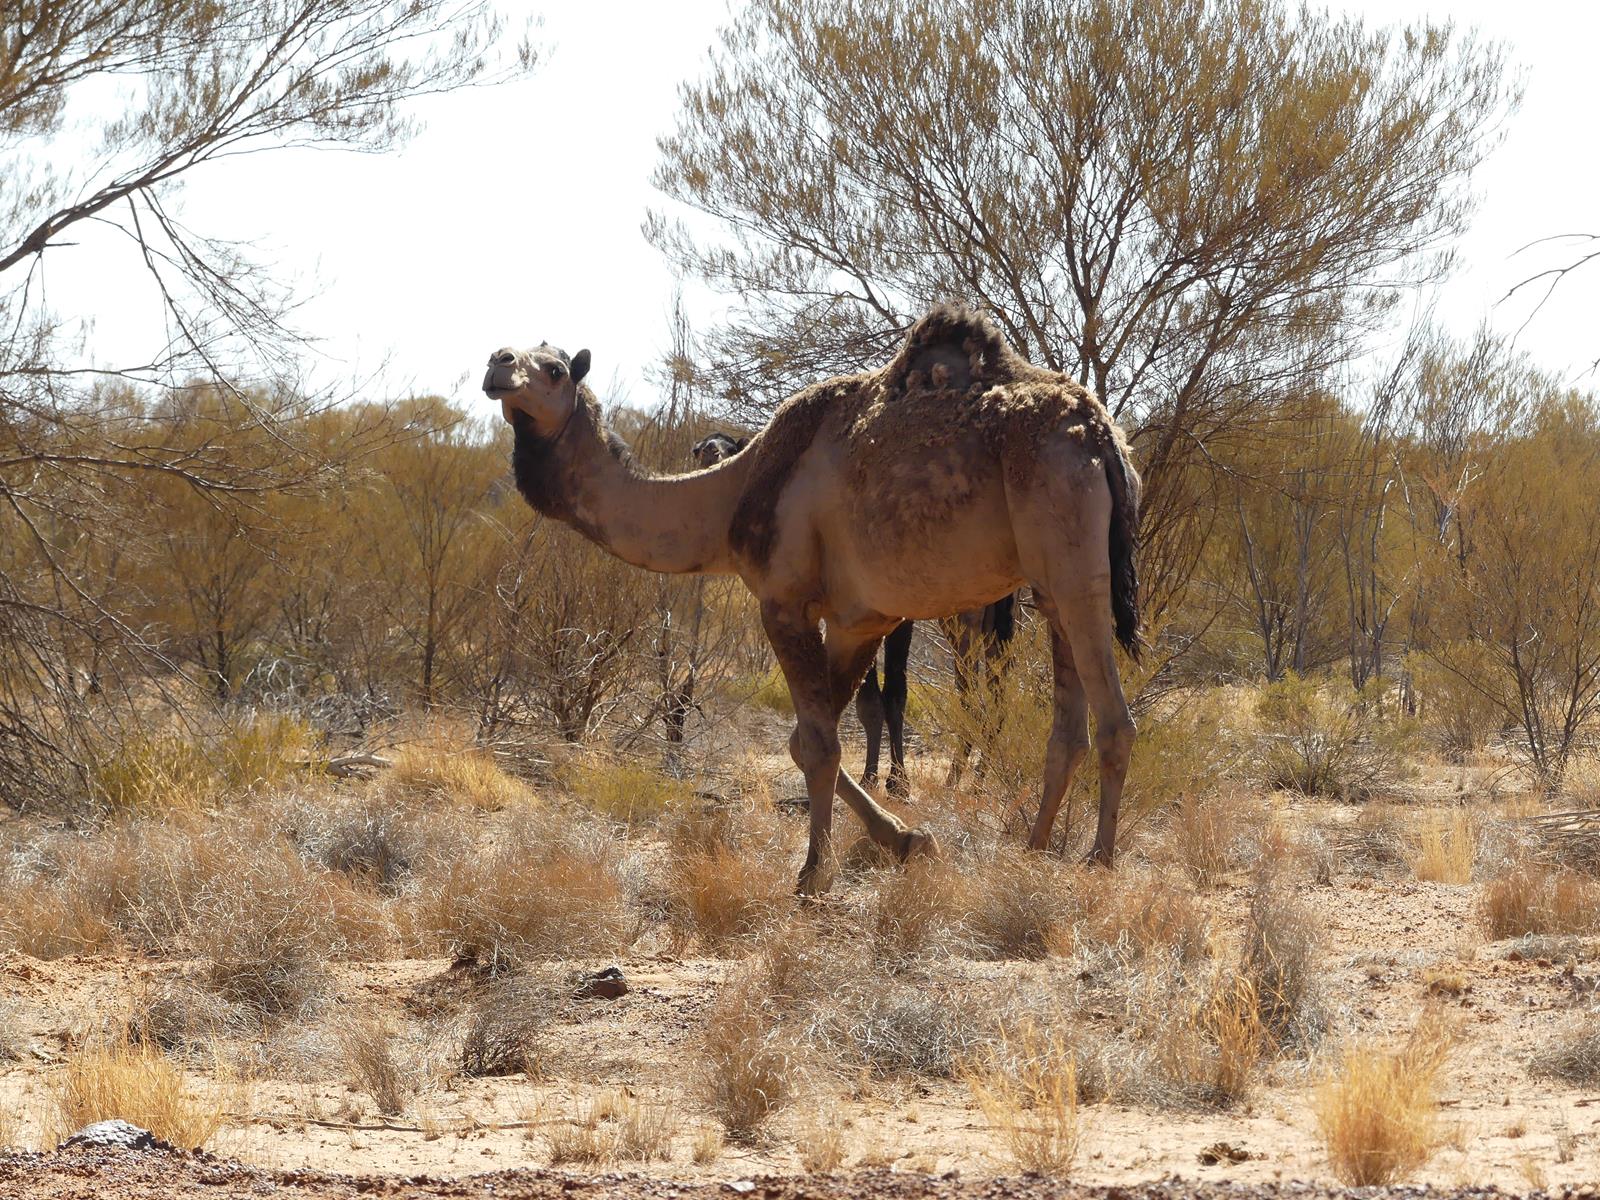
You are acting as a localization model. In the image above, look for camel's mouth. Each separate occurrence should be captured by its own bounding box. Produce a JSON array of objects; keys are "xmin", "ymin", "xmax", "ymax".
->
[{"xmin": 482, "ymin": 366, "xmax": 525, "ymax": 400}]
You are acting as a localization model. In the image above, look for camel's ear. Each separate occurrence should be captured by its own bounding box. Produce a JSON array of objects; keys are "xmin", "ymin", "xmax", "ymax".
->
[{"xmin": 570, "ymin": 348, "xmax": 591, "ymax": 383}]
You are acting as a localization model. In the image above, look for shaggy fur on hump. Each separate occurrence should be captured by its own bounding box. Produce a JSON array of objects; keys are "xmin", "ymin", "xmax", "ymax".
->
[{"xmin": 726, "ymin": 303, "xmax": 1143, "ymax": 657}]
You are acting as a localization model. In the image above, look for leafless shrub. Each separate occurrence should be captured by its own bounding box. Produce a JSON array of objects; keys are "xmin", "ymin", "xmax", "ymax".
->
[
  {"xmin": 1528, "ymin": 1011, "xmax": 1600, "ymax": 1084},
  {"xmin": 459, "ymin": 972, "xmax": 557, "ymax": 1078},
  {"xmin": 410, "ymin": 805, "xmax": 630, "ymax": 970},
  {"xmin": 698, "ymin": 975, "xmax": 797, "ymax": 1137},
  {"xmin": 337, "ymin": 1015, "xmax": 416, "ymax": 1116},
  {"xmin": 868, "ymin": 855, "xmax": 965, "ymax": 963}
]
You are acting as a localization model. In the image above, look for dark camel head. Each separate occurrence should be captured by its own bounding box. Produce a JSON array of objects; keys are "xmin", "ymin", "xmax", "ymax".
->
[
  {"xmin": 690, "ymin": 431, "xmax": 748, "ymax": 469},
  {"xmin": 482, "ymin": 342, "xmax": 592, "ymax": 438}
]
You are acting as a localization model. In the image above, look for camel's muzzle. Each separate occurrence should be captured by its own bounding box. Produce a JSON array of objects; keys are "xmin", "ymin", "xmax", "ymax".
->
[{"xmin": 482, "ymin": 357, "xmax": 523, "ymax": 398}]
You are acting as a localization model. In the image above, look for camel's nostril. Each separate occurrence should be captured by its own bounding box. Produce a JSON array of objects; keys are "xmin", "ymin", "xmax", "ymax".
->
[{"xmin": 490, "ymin": 349, "xmax": 517, "ymax": 368}]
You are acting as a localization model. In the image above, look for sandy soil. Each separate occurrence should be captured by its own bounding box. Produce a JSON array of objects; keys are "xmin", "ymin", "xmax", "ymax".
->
[
  {"xmin": 3, "ymin": 824, "xmax": 1599, "ymax": 1192},
  {"xmin": 3, "ymin": 1147, "xmax": 1599, "ymax": 1200}
]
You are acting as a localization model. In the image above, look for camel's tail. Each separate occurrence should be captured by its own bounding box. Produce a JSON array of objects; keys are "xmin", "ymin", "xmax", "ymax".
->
[{"xmin": 1099, "ymin": 422, "xmax": 1143, "ymax": 661}]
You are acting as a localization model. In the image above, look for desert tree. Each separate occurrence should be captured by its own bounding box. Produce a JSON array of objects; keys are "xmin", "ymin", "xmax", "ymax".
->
[
  {"xmin": 650, "ymin": 0, "xmax": 1516, "ymax": 641},
  {"xmin": 1419, "ymin": 388, "xmax": 1600, "ymax": 786},
  {"xmin": 0, "ymin": 1, "xmax": 536, "ymax": 803}
]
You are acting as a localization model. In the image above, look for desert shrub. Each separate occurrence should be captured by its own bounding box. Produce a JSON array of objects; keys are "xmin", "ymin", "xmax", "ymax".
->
[
  {"xmin": 963, "ymin": 849, "xmax": 1085, "ymax": 960},
  {"xmin": 411, "ymin": 805, "xmax": 630, "ymax": 969},
  {"xmin": 547, "ymin": 1089, "xmax": 678, "ymax": 1164},
  {"xmin": 748, "ymin": 668, "xmax": 794, "ymax": 716},
  {"xmin": 665, "ymin": 841, "xmax": 789, "ymax": 951},
  {"xmin": 191, "ymin": 842, "xmax": 389, "ymax": 1018},
  {"xmin": 1255, "ymin": 675, "xmax": 1415, "ymax": 800},
  {"xmin": 1316, "ymin": 1014, "xmax": 1454, "ymax": 1185},
  {"xmin": 337, "ymin": 1016, "xmax": 415, "ymax": 1116},
  {"xmin": 459, "ymin": 972, "xmax": 556, "ymax": 1078},
  {"xmin": 698, "ymin": 976, "xmax": 796, "ymax": 1137},
  {"xmin": 1406, "ymin": 807, "xmax": 1480, "ymax": 885},
  {"xmin": 1410, "ymin": 648, "xmax": 1504, "ymax": 760},
  {"xmin": 1528, "ymin": 1011, "xmax": 1600, "ymax": 1084},
  {"xmin": 1242, "ymin": 873, "xmax": 1327, "ymax": 1050},
  {"xmin": 387, "ymin": 742, "xmax": 530, "ymax": 810},
  {"xmin": 1478, "ymin": 864, "xmax": 1600, "ymax": 939},
  {"xmin": 962, "ymin": 1018, "xmax": 1080, "ymax": 1175},
  {"xmin": 47, "ymin": 1039, "xmax": 222, "ymax": 1149}
]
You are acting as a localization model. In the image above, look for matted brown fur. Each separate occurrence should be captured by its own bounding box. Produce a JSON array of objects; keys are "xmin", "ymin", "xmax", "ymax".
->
[{"xmin": 727, "ymin": 305, "xmax": 1141, "ymax": 655}]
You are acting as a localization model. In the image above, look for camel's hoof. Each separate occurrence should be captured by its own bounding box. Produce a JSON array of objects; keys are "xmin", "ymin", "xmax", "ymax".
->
[
  {"xmin": 886, "ymin": 777, "xmax": 913, "ymax": 803},
  {"xmin": 900, "ymin": 829, "xmax": 941, "ymax": 863},
  {"xmin": 1081, "ymin": 847, "xmax": 1114, "ymax": 869}
]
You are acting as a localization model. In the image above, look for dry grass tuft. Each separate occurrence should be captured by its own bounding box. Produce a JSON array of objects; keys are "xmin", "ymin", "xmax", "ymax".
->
[
  {"xmin": 1315, "ymin": 1012, "xmax": 1454, "ymax": 1185},
  {"xmin": 563, "ymin": 756, "xmax": 693, "ymax": 825},
  {"xmin": 1407, "ymin": 808, "xmax": 1479, "ymax": 884},
  {"xmin": 459, "ymin": 973, "xmax": 555, "ymax": 1079},
  {"xmin": 548, "ymin": 1089, "xmax": 677, "ymax": 1164},
  {"xmin": 1528, "ymin": 1012, "xmax": 1600, "ymax": 1084},
  {"xmin": 388, "ymin": 743, "xmax": 529, "ymax": 811},
  {"xmin": 794, "ymin": 1106, "xmax": 847, "ymax": 1172},
  {"xmin": 964, "ymin": 849, "xmax": 1084, "ymax": 961},
  {"xmin": 412, "ymin": 806, "xmax": 630, "ymax": 969},
  {"xmin": 90, "ymin": 716, "xmax": 317, "ymax": 814},
  {"xmin": 1243, "ymin": 872, "xmax": 1327, "ymax": 1049},
  {"xmin": 666, "ymin": 841, "xmax": 789, "ymax": 951},
  {"xmin": 1147, "ymin": 972, "xmax": 1269, "ymax": 1108},
  {"xmin": 869, "ymin": 855, "xmax": 964, "ymax": 963},
  {"xmin": 337, "ymin": 1016, "xmax": 415, "ymax": 1116},
  {"xmin": 691, "ymin": 1125, "xmax": 724, "ymax": 1164},
  {"xmin": 1084, "ymin": 870, "xmax": 1213, "ymax": 964},
  {"xmin": 963, "ymin": 1018, "xmax": 1081, "ymax": 1176},
  {"xmin": 1478, "ymin": 864, "xmax": 1600, "ymax": 939},
  {"xmin": 698, "ymin": 976, "xmax": 796, "ymax": 1138},
  {"xmin": 191, "ymin": 844, "xmax": 386, "ymax": 1019},
  {"xmin": 46, "ymin": 1038, "xmax": 222, "ymax": 1149}
]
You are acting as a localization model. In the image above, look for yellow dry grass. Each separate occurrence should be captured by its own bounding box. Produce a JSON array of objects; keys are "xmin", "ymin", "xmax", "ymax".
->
[
  {"xmin": 1478, "ymin": 864, "xmax": 1600, "ymax": 939},
  {"xmin": 666, "ymin": 841, "xmax": 789, "ymax": 950},
  {"xmin": 1406, "ymin": 808, "xmax": 1479, "ymax": 884},
  {"xmin": 962, "ymin": 1018, "xmax": 1081, "ymax": 1176},
  {"xmin": 46, "ymin": 1039, "xmax": 222, "ymax": 1150},
  {"xmin": 1315, "ymin": 1013, "xmax": 1454, "ymax": 1185},
  {"xmin": 563, "ymin": 756, "xmax": 693, "ymax": 825},
  {"xmin": 388, "ymin": 743, "xmax": 529, "ymax": 810}
]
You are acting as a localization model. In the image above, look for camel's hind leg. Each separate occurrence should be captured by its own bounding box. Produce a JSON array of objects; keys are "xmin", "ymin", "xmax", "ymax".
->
[
  {"xmin": 1027, "ymin": 625, "xmax": 1090, "ymax": 852},
  {"xmin": 1041, "ymin": 586, "xmax": 1135, "ymax": 864},
  {"xmin": 855, "ymin": 667, "xmax": 886, "ymax": 788}
]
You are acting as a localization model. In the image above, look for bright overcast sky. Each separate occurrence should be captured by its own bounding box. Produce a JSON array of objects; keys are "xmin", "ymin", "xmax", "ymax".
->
[{"xmin": 44, "ymin": 0, "xmax": 1600, "ymax": 415}]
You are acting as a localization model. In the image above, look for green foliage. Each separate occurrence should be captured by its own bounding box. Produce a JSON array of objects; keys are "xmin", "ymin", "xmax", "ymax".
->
[{"xmin": 1254, "ymin": 675, "xmax": 1416, "ymax": 801}]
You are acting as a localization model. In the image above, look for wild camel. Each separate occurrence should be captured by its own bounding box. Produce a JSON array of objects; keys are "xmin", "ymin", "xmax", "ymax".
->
[
  {"xmin": 692, "ymin": 430, "xmax": 1018, "ymax": 799},
  {"xmin": 483, "ymin": 305, "xmax": 1141, "ymax": 893}
]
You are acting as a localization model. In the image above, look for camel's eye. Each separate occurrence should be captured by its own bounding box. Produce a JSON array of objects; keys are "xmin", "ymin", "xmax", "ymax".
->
[{"xmin": 545, "ymin": 363, "xmax": 565, "ymax": 381}]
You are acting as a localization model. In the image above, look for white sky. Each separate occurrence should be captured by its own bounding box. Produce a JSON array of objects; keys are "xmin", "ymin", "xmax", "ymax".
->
[{"xmin": 39, "ymin": 0, "xmax": 1600, "ymax": 413}]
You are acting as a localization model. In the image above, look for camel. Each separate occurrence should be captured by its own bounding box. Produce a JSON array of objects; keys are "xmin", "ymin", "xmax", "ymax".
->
[
  {"xmin": 692, "ymin": 430, "xmax": 1018, "ymax": 799},
  {"xmin": 483, "ymin": 305, "xmax": 1141, "ymax": 893}
]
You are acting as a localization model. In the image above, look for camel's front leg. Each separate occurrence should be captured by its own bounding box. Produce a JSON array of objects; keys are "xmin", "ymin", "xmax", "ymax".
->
[{"xmin": 761, "ymin": 601, "xmax": 850, "ymax": 894}]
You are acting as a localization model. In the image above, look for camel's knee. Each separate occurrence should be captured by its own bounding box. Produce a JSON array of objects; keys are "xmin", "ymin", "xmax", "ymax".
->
[
  {"xmin": 789, "ymin": 720, "xmax": 840, "ymax": 775},
  {"xmin": 1097, "ymin": 715, "xmax": 1136, "ymax": 771}
]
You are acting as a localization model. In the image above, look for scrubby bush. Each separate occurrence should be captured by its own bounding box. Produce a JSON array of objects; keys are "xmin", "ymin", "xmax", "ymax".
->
[{"xmin": 1255, "ymin": 675, "xmax": 1415, "ymax": 800}]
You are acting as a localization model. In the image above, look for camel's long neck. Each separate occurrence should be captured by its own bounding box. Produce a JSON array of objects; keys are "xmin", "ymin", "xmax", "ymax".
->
[{"xmin": 512, "ymin": 402, "xmax": 747, "ymax": 576}]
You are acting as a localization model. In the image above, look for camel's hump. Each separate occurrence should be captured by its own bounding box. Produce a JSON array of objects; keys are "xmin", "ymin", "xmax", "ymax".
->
[{"xmin": 883, "ymin": 303, "xmax": 1019, "ymax": 395}]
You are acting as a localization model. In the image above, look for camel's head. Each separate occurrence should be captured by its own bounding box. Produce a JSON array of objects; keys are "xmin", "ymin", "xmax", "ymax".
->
[
  {"xmin": 482, "ymin": 342, "xmax": 592, "ymax": 437},
  {"xmin": 690, "ymin": 431, "xmax": 748, "ymax": 469}
]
